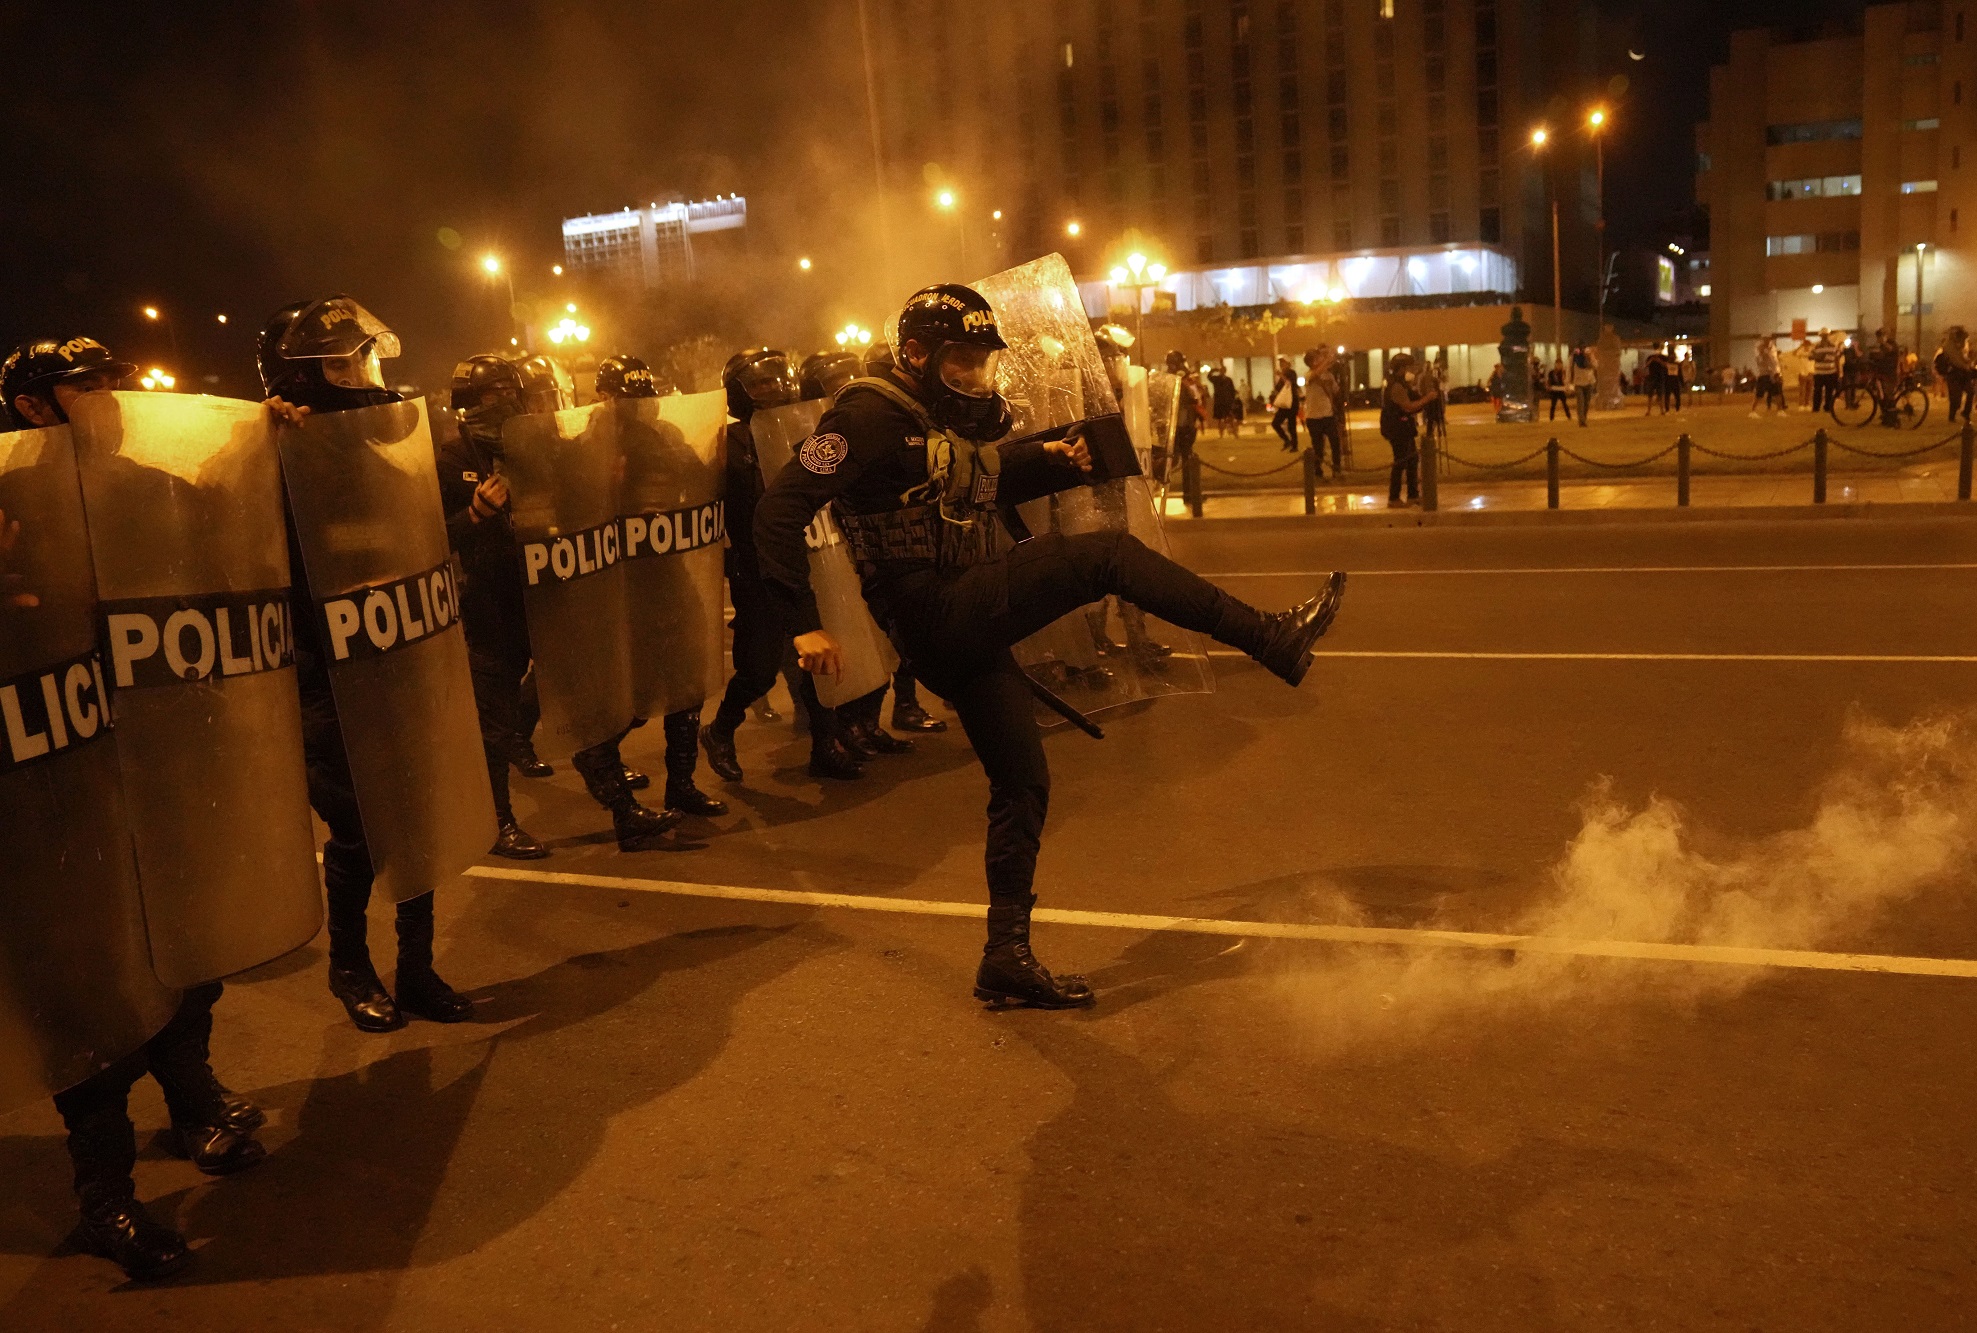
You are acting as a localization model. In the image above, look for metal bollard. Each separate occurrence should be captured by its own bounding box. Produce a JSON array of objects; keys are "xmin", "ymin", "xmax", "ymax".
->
[
  {"xmin": 1676, "ymin": 433, "xmax": 1691, "ymax": 507},
  {"xmin": 1302, "ymin": 447, "xmax": 1318, "ymax": 515},
  {"xmin": 1812, "ymin": 429, "xmax": 1828, "ymax": 504},
  {"xmin": 1420, "ymin": 431, "xmax": 1439, "ymax": 512},
  {"xmin": 1546, "ymin": 438, "xmax": 1560, "ymax": 510},
  {"xmin": 1961, "ymin": 420, "xmax": 1974, "ymax": 501}
]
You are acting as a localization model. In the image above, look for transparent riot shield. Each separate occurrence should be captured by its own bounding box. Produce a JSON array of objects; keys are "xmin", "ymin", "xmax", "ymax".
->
[
  {"xmin": 1121, "ymin": 364, "xmax": 1153, "ymax": 472},
  {"xmin": 67, "ymin": 391, "xmax": 321, "ymax": 989},
  {"xmin": 750, "ymin": 400, "xmax": 898, "ymax": 707},
  {"xmin": 1145, "ymin": 368, "xmax": 1181, "ymax": 492},
  {"xmin": 501, "ymin": 404, "xmax": 636, "ymax": 755},
  {"xmin": 0, "ymin": 423, "xmax": 180, "ymax": 1112},
  {"xmin": 971, "ymin": 256, "xmax": 1214, "ymax": 719},
  {"xmin": 279, "ymin": 398, "xmax": 496, "ymax": 903},
  {"xmin": 619, "ymin": 390, "xmax": 729, "ymax": 720}
]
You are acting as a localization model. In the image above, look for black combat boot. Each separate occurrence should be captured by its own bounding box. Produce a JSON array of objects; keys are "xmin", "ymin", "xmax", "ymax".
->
[
  {"xmin": 512, "ymin": 739, "xmax": 554, "ymax": 779},
  {"xmin": 490, "ymin": 816, "xmax": 550, "ymax": 860},
  {"xmin": 663, "ymin": 709, "xmax": 728, "ymax": 817},
  {"xmin": 844, "ymin": 714, "xmax": 914, "ymax": 755},
  {"xmin": 1242, "ymin": 572, "xmax": 1348, "ymax": 686},
  {"xmin": 326, "ymin": 844, "xmax": 406, "ymax": 1032},
  {"xmin": 699, "ymin": 721, "xmax": 743, "ymax": 782},
  {"xmin": 1085, "ymin": 604, "xmax": 1125, "ymax": 655},
  {"xmin": 889, "ymin": 674, "xmax": 947, "ymax": 732},
  {"xmin": 64, "ymin": 1097, "xmax": 190, "ymax": 1282},
  {"xmin": 148, "ymin": 986, "xmax": 268, "ymax": 1175},
  {"xmin": 975, "ymin": 895, "xmax": 1095, "ymax": 1009},
  {"xmin": 622, "ymin": 765, "xmax": 651, "ymax": 790},
  {"xmin": 578, "ymin": 742, "xmax": 683, "ymax": 848},
  {"xmin": 394, "ymin": 894, "xmax": 474, "ymax": 1023}
]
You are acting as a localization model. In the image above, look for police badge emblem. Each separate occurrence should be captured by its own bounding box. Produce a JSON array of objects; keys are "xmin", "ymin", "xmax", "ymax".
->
[{"xmin": 800, "ymin": 432, "xmax": 849, "ymax": 474}]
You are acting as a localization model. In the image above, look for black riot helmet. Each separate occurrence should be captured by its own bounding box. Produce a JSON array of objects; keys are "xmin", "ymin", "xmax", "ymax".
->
[
  {"xmin": 3, "ymin": 337, "xmax": 137, "ymax": 428},
  {"xmin": 595, "ymin": 354, "xmax": 658, "ymax": 399},
  {"xmin": 864, "ymin": 341, "xmax": 896, "ymax": 377},
  {"xmin": 450, "ymin": 353, "xmax": 527, "ymax": 449},
  {"xmin": 1163, "ymin": 349, "xmax": 1188, "ymax": 374},
  {"xmin": 894, "ymin": 283, "xmax": 1013, "ymax": 442},
  {"xmin": 514, "ymin": 354, "xmax": 574, "ymax": 414},
  {"xmin": 799, "ymin": 350, "xmax": 862, "ymax": 401},
  {"xmin": 721, "ymin": 348, "xmax": 799, "ymax": 421},
  {"xmin": 257, "ymin": 295, "xmax": 404, "ymax": 414}
]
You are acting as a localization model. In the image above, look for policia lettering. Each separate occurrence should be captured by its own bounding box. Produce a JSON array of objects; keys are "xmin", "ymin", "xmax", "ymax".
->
[
  {"xmin": 103, "ymin": 589, "xmax": 293, "ymax": 688},
  {"xmin": 520, "ymin": 501, "xmax": 726, "ymax": 587},
  {"xmin": 321, "ymin": 559, "xmax": 460, "ymax": 663},
  {"xmin": 0, "ymin": 646, "xmax": 110, "ymax": 773}
]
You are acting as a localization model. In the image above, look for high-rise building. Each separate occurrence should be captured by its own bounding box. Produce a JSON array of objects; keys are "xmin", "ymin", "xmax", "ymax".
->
[
  {"xmin": 561, "ymin": 196, "xmax": 748, "ymax": 290},
  {"xmin": 865, "ymin": 0, "xmax": 1603, "ymax": 383},
  {"xmin": 1698, "ymin": 2, "xmax": 1969, "ymax": 369}
]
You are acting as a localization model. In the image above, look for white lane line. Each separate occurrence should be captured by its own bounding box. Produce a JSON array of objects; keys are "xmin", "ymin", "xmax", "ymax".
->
[
  {"xmin": 1208, "ymin": 563, "xmax": 1977, "ymax": 577},
  {"xmin": 1203, "ymin": 649, "xmax": 1977, "ymax": 662},
  {"xmin": 463, "ymin": 865, "xmax": 1977, "ymax": 980}
]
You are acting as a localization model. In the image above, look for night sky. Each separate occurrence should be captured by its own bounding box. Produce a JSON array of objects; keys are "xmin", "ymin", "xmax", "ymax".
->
[{"xmin": 2, "ymin": 1, "xmax": 1872, "ymax": 397}]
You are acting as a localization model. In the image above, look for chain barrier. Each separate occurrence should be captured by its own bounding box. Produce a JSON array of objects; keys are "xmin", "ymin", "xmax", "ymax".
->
[
  {"xmin": 1826, "ymin": 429, "xmax": 1964, "ymax": 460},
  {"xmin": 1689, "ymin": 438, "xmax": 1821, "ymax": 461},
  {"xmin": 1437, "ymin": 444, "xmax": 1552, "ymax": 470},
  {"xmin": 1556, "ymin": 442, "xmax": 1681, "ymax": 469},
  {"xmin": 1193, "ymin": 454, "xmax": 1308, "ymax": 479}
]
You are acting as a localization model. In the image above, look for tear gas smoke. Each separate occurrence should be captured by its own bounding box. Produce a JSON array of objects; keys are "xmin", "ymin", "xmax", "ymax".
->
[{"xmin": 1276, "ymin": 711, "xmax": 1976, "ymax": 1047}]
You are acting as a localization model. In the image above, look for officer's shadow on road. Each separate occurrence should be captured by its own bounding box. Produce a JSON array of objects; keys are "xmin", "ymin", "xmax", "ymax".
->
[{"xmin": 154, "ymin": 894, "xmax": 818, "ymax": 1290}]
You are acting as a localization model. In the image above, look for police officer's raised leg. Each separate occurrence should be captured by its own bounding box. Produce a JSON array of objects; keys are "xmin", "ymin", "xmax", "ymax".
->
[{"xmin": 889, "ymin": 663, "xmax": 946, "ymax": 732}]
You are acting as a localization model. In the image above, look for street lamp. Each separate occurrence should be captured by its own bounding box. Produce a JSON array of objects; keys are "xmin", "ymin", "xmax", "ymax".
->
[
  {"xmin": 551, "ymin": 264, "xmax": 564, "ymax": 276},
  {"xmin": 1107, "ymin": 252, "xmax": 1167, "ymax": 357},
  {"xmin": 1589, "ymin": 107, "xmax": 1609, "ymax": 328},
  {"xmin": 834, "ymin": 323, "xmax": 874, "ymax": 348},
  {"xmin": 1531, "ymin": 125, "xmax": 1562, "ymax": 363},
  {"xmin": 1915, "ymin": 241, "xmax": 1928, "ymax": 356},
  {"xmin": 798, "ymin": 256, "xmax": 813, "ymax": 271},
  {"xmin": 481, "ymin": 254, "xmax": 519, "ymax": 345},
  {"xmin": 1066, "ymin": 220, "xmax": 1082, "ymax": 238},
  {"xmin": 140, "ymin": 304, "xmax": 181, "ymax": 364},
  {"xmin": 934, "ymin": 189, "xmax": 969, "ymax": 271}
]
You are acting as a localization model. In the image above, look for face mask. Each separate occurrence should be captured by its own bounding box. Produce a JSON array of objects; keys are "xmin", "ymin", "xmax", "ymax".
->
[{"xmin": 461, "ymin": 397, "xmax": 520, "ymax": 447}]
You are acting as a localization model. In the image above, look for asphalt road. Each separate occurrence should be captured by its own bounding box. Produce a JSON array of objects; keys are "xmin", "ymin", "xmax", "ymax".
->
[{"xmin": 4, "ymin": 513, "xmax": 1976, "ymax": 1331}]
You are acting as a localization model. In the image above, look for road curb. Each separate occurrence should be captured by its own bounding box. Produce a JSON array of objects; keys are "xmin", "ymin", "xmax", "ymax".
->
[{"xmin": 1171, "ymin": 499, "xmax": 1977, "ymax": 530}]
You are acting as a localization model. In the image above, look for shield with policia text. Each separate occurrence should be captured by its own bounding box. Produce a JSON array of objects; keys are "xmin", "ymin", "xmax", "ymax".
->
[
  {"xmin": 68, "ymin": 392, "xmax": 322, "ymax": 988},
  {"xmin": 279, "ymin": 397, "xmax": 495, "ymax": 903},
  {"xmin": 969, "ymin": 254, "xmax": 1214, "ymax": 720},
  {"xmin": 0, "ymin": 421, "xmax": 181, "ymax": 1113},
  {"xmin": 750, "ymin": 399, "xmax": 898, "ymax": 707},
  {"xmin": 617, "ymin": 391, "xmax": 729, "ymax": 722},
  {"xmin": 501, "ymin": 389, "xmax": 730, "ymax": 753}
]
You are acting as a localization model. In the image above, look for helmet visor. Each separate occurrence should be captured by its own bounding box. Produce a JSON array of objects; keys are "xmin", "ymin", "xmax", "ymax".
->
[
  {"xmin": 938, "ymin": 345, "xmax": 1000, "ymax": 398},
  {"xmin": 739, "ymin": 356, "xmax": 798, "ymax": 406},
  {"xmin": 278, "ymin": 297, "xmax": 402, "ymax": 362},
  {"xmin": 323, "ymin": 345, "xmax": 388, "ymax": 390}
]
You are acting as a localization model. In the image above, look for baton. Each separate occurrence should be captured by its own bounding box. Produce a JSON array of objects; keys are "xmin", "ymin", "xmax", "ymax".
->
[{"xmin": 1021, "ymin": 672, "xmax": 1105, "ymax": 740}]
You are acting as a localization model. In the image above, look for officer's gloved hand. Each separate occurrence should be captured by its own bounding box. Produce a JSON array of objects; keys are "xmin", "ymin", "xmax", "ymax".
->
[
  {"xmin": 794, "ymin": 630, "xmax": 842, "ymax": 678},
  {"xmin": 1045, "ymin": 428, "xmax": 1094, "ymax": 473},
  {"xmin": 470, "ymin": 475, "xmax": 510, "ymax": 522},
  {"xmin": 264, "ymin": 397, "xmax": 311, "ymax": 428}
]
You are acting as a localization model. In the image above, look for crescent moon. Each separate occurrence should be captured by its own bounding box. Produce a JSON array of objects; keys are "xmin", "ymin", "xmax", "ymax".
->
[{"xmin": 1628, "ymin": 48, "xmax": 1645, "ymax": 60}]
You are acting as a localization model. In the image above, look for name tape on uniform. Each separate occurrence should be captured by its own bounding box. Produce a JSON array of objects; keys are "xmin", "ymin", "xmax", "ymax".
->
[
  {"xmin": 102, "ymin": 588, "xmax": 293, "ymax": 690},
  {"xmin": 322, "ymin": 559, "xmax": 462, "ymax": 663},
  {"xmin": 522, "ymin": 501, "xmax": 727, "ymax": 588},
  {"xmin": 0, "ymin": 647, "xmax": 113, "ymax": 774}
]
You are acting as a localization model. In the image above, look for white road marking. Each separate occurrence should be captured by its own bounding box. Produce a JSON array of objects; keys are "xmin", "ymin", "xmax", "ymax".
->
[
  {"xmin": 1209, "ymin": 563, "xmax": 1977, "ymax": 577},
  {"xmin": 464, "ymin": 865, "xmax": 1977, "ymax": 981},
  {"xmin": 1203, "ymin": 650, "xmax": 1977, "ymax": 662}
]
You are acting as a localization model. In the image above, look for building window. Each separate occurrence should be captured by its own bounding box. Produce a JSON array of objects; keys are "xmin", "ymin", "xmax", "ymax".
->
[
  {"xmin": 1699, "ymin": 283, "xmax": 1711, "ymax": 296},
  {"xmin": 1380, "ymin": 217, "xmax": 1401, "ymax": 245},
  {"xmin": 1479, "ymin": 207, "xmax": 1500, "ymax": 242},
  {"xmin": 1765, "ymin": 174, "xmax": 1862, "ymax": 199},
  {"xmin": 1904, "ymin": 117, "xmax": 1942, "ymax": 131},
  {"xmin": 1698, "ymin": 151, "xmax": 1713, "ymax": 172},
  {"xmin": 1902, "ymin": 179, "xmax": 1941, "ymax": 193},
  {"xmin": 1906, "ymin": 52, "xmax": 1941, "ymax": 65},
  {"xmin": 1765, "ymin": 119, "xmax": 1864, "ymax": 144},
  {"xmin": 1765, "ymin": 231, "xmax": 1861, "ymax": 255},
  {"xmin": 1333, "ymin": 218, "xmax": 1353, "ymax": 248},
  {"xmin": 1430, "ymin": 212, "xmax": 1451, "ymax": 242},
  {"xmin": 1197, "ymin": 236, "xmax": 1214, "ymax": 262}
]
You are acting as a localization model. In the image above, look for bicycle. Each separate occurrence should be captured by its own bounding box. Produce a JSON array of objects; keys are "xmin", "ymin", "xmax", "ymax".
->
[{"xmin": 1829, "ymin": 369, "xmax": 1930, "ymax": 430}]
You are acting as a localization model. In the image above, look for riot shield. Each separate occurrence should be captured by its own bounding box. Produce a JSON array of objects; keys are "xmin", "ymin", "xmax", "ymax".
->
[
  {"xmin": 68, "ymin": 392, "xmax": 321, "ymax": 987},
  {"xmin": 279, "ymin": 398, "xmax": 496, "ymax": 904},
  {"xmin": 1145, "ymin": 368, "xmax": 1181, "ymax": 490},
  {"xmin": 500, "ymin": 403, "xmax": 637, "ymax": 755},
  {"xmin": 970, "ymin": 256, "xmax": 1214, "ymax": 720},
  {"xmin": 750, "ymin": 400, "xmax": 897, "ymax": 707},
  {"xmin": 0, "ymin": 423, "xmax": 180, "ymax": 1113},
  {"xmin": 620, "ymin": 390, "xmax": 730, "ymax": 721}
]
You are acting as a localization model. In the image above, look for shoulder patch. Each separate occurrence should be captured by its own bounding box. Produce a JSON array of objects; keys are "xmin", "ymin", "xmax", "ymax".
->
[{"xmin": 800, "ymin": 432, "xmax": 849, "ymax": 475}]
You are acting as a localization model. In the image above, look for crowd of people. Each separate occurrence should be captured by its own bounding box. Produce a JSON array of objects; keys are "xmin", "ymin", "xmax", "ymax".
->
[{"xmin": 1, "ymin": 282, "xmax": 1350, "ymax": 1284}]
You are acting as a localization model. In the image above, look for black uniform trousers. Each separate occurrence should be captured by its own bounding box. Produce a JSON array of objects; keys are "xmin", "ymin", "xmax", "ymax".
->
[
  {"xmin": 884, "ymin": 529, "xmax": 1260, "ymax": 910},
  {"xmin": 716, "ymin": 560, "xmax": 833, "ymax": 738},
  {"xmin": 52, "ymin": 982, "xmax": 224, "ymax": 1207},
  {"xmin": 466, "ymin": 625, "xmax": 532, "ymax": 824},
  {"xmin": 300, "ymin": 671, "xmax": 436, "ymax": 972}
]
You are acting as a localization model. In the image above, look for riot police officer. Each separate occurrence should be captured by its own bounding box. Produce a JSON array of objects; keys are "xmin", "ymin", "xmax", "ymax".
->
[
  {"xmin": 590, "ymin": 354, "xmax": 726, "ymax": 819},
  {"xmin": 438, "ymin": 355, "xmax": 679, "ymax": 853},
  {"xmin": 259, "ymin": 296, "xmax": 478, "ymax": 1034},
  {"xmin": 753, "ymin": 285, "xmax": 1346, "ymax": 1009},
  {"xmin": 4, "ymin": 337, "xmax": 266, "ymax": 1281},
  {"xmin": 860, "ymin": 342, "xmax": 946, "ymax": 735},
  {"xmin": 699, "ymin": 348, "xmax": 864, "ymax": 783},
  {"xmin": 798, "ymin": 349, "xmax": 862, "ymax": 401}
]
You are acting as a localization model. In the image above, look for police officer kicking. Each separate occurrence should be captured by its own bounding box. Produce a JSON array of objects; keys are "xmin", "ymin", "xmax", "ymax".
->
[
  {"xmin": 699, "ymin": 348, "xmax": 866, "ymax": 783},
  {"xmin": 587, "ymin": 353, "xmax": 726, "ymax": 820},
  {"xmin": 753, "ymin": 286, "xmax": 1345, "ymax": 1008},
  {"xmin": 5, "ymin": 338, "xmax": 267, "ymax": 1280},
  {"xmin": 259, "ymin": 297, "xmax": 476, "ymax": 1031},
  {"xmin": 439, "ymin": 355, "xmax": 679, "ymax": 854}
]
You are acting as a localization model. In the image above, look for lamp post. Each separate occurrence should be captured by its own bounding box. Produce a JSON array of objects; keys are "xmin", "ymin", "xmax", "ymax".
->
[
  {"xmin": 482, "ymin": 254, "xmax": 519, "ymax": 346},
  {"xmin": 1589, "ymin": 108, "xmax": 1608, "ymax": 329},
  {"xmin": 1106, "ymin": 252, "xmax": 1168, "ymax": 358},
  {"xmin": 934, "ymin": 188, "xmax": 969, "ymax": 273},
  {"xmin": 1532, "ymin": 126, "xmax": 1562, "ymax": 365},
  {"xmin": 1915, "ymin": 241, "xmax": 1928, "ymax": 358},
  {"xmin": 141, "ymin": 304, "xmax": 182, "ymax": 365}
]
